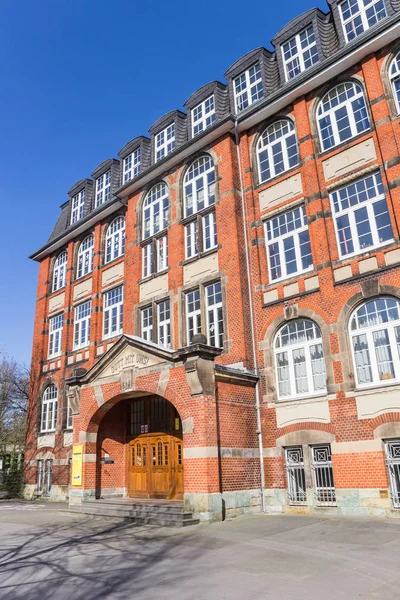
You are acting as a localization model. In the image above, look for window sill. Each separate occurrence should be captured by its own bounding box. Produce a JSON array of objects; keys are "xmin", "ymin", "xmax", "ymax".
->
[
  {"xmin": 317, "ymin": 130, "xmax": 373, "ymax": 160},
  {"xmin": 181, "ymin": 246, "xmax": 219, "ymax": 267},
  {"xmin": 268, "ymin": 392, "xmax": 328, "ymax": 407},
  {"xmin": 139, "ymin": 229, "xmax": 169, "ymax": 247},
  {"xmin": 254, "ymin": 164, "xmax": 301, "ymax": 193},
  {"xmin": 102, "ymin": 256, "xmax": 125, "ymax": 270},
  {"xmin": 180, "ymin": 205, "xmax": 217, "ymax": 226},
  {"xmin": 38, "ymin": 430, "xmax": 56, "ymax": 436},
  {"xmin": 333, "ymin": 240, "xmax": 394, "ymax": 266},
  {"xmin": 263, "ymin": 266, "xmax": 314, "ymax": 289},
  {"xmin": 138, "ymin": 268, "xmax": 169, "ymax": 285},
  {"xmin": 353, "ymin": 381, "xmax": 400, "ymax": 397},
  {"xmin": 101, "ymin": 333, "xmax": 123, "ymax": 343}
]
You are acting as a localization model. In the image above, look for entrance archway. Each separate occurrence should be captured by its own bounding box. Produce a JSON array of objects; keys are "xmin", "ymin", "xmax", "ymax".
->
[{"xmin": 127, "ymin": 396, "xmax": 183, "ymax": 499}]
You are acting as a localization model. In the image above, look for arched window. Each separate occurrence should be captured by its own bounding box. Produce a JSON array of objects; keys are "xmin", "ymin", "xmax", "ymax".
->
[
  {"xmin": 183, "ymin": 156, "xmax": 217, "ymax": 259},
  {"xmin": 41, "ymin": 385, "xmax": 58, "ymax": 432},
  {"xmin": 142, "ymin": 183, "xmax": 169, "ymax": 278},
  {"xmin": 274, "ymin": 319, "xmax": 326, "ymax": 399},
  {"xmin": 77, "ymin": 234, "xmax": 94, "ymax": 279},
  {"xmin": 52, "ymin": 251, "xmax": 67, "ymax": 292},
  {"xmin": 105, "ymin": 217, "xmax": 125, "ymax": 264},
  {"xmin": 349, "ymin": 297, "xmax": 400, "ymax": 387},
  {"xmin": 317, "ymin": 82, "xmax": 370, "ymax": 151},
  {"xmin": 257, "ymin": 120, "xmax": 299, "ymax": 183},
  {"xmin": 390, "ymin": 52, "xmax": 400, "ymax": 114}
]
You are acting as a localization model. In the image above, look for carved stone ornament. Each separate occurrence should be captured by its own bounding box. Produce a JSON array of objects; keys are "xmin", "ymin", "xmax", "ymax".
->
[
  {"xmin": 184, "ymin": 355, "xmax": 216, "ymax": 396},
  {"xmin": 67, "ymin": 386, "xmax": 81, "ymax": 415}
]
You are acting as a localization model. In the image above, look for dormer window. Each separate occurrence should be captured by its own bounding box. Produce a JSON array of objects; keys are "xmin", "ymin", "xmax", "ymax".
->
[
  {"xmin": 192, "ymin": 95, "xmax": 216, "ymax": 136},
  {"xmin": 95, "ymin": 170, "xmax": 111, "ymax": 207},
  {"xmin": 282, "ymin": 26, "xmax": 319, "ymax": 81},
  {"xmin": 70, "ymin": 190, "xmax": 85, "ymax": 224},
  {"xmin": 234, "ymin": 63, "xmax": 263, "ymax": 113},
  {"xmin": 339, "ymin": 0, "xmax": 386, "ymax": 42},
  {"xmin": 123, "ymin": 148, "xmax": 141, "ymax": 183},
  {"xmin": 155, "ymin": 124, "xmax": 176, "ymax": 162}
]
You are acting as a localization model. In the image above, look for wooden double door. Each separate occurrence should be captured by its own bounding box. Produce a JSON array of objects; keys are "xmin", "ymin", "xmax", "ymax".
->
[{"xmin": 128, "ymin": 434, "xmax": 183, "ymax": 499}]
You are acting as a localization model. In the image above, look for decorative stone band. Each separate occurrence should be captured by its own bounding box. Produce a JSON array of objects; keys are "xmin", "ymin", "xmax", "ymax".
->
[
  {"xmin": 264, "ymin": 439, "xmax": 384, "ymax": 457},
  {"xmin": 183, "ymin": 447, "xmax": 259, "ymax": 459}
]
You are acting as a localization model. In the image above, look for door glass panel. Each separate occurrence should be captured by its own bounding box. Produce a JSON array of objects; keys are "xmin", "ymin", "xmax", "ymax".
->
[
  {"xmin": 136, "ymin": 443, "xmax": 142, "ymax": 466},
  {"xmin": 158, "ymin": 442, "xmax": 163, "ymax": 465},
  {"xmin": 178, "ymin": 444, "xmax": 182, "ymax": 465},
  {"xmin": 164, "ymin": 444, "xmax": 169, "ymax": 466},
  {"xmin": 131, "ymin": 447, "xmax": 135, "ymax": 466}
]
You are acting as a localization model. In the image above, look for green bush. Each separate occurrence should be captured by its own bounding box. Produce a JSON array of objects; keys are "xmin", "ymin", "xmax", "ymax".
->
[{"xmin": 3, "ymin": 468, "xmax": 24, "ymax": 498}]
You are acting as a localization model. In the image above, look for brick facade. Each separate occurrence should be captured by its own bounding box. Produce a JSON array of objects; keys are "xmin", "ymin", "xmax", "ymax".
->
[{"xmin": 26, "ymin": 3, "xmax": 400, "ymax": 520}]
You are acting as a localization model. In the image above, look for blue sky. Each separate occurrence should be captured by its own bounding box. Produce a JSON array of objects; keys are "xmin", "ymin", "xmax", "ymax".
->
[{"xmin": 0, "ymin": 0, "xmax": 321, "ymax": 366}]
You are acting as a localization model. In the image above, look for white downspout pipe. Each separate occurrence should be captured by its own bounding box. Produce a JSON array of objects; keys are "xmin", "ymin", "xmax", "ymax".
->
[{"xmin": 234, "ymin": 120, "xmax": 266, "ymax": 512}]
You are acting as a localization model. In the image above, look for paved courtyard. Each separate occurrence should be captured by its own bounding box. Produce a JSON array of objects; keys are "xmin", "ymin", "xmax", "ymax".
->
[{"xmin": 0, "ymin": 501, "xmax": 399, "ymax": 599}]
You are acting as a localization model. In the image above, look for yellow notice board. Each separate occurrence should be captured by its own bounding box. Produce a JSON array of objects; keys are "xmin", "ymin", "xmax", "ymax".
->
[{"xmin": 72, "ymin": 445, "xmax": 83, "ymax": 486}]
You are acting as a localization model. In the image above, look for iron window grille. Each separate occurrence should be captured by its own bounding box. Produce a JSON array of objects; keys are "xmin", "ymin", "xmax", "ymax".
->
[
  {"xmin": 264, "ymin": 204, "xmax": 312, "ymax": 282},
  {"xmin": 95, "ymin": 170, "xmax": 111, "ymax": 207},
  {"xmin": 274, "ymin": 319, "xmax": 327, "ymax": 400},
  {"xmin": 70, "ymin": 190, "xmax": 85, "ymax": 224},
  {"xmin": 390, "ymin": 52, "xmax": 400, "ymax": 115},
  {"xmin": 233, "ymin": 63, "xmax": 263, "ymax": 113},
  {"xmin": 349, "ymin": 297, "xmax": 400, "ymax": 387},
  {"xmin": 192, "ymin": 95, "xmax": 216, "ymax": 136},
  {"xmin": 77, "ymin": 234, "xmax": 94, "ymax": 279},
  {"xmin": 317, "ymin": 81, "xmax": 370, "ymax": 151},
  {"xmin": 155, "ymin": 124, "xmax": 176, "ymax": 162},
  {"xmin": 282, "ymin": 26, "xmax": 319, "ymax": 81},
  {"xmin": 257, "ymin": 120, "xmax": 299, "ymax": 183},
  {"xmin": 330, "ymin": 172, "xmax": 393, "ymax": 259},
  {"xmin": 37, "ymin": 459, "xmax": 53, "ymax": 496},
  {"xmin": 123, "ymin": 148, "xmax": 141, "ymax": 183},
  {"xmin": 339, "ymin": 0, "xmax": 387, "ymax": 43},
  {"xmin": 311, "ymin": 445, "xmax": 336, "ymax": 506},
  {"xmin": 385, "ymin": 440, "xmax": 400, "ymax": 509},
  {"xmin": 285, "ymin": 447, "xmax": 307, "ymax": 505}
]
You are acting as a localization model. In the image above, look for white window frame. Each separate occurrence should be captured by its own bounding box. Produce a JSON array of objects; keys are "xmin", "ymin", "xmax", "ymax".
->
[
  {"xmin": 95, "ymin": 170, "xmax": 111, "ymax": 207},
  {"xmin": 203, "ymin": 211, "xmax": 218, "ymax": 253},
  {"xmin": 142, "ymin": 243, "xmax": 153, "ymax": 279},
  {"xmin": 73, "ymin": 301, "xmax": 91, "ymax": 350},
  {"xmin": 205, "ymin": 282, "xmax": 224, "ymax": 348},
  {"xmin": 257, "ymin": 120, "xmax": 299, "ymax": 183},
  {"xmin": 70, "ymin": 190, "xmax": 85, "ymax": 224},
  {"xmin": 105, "ymin": 216, "xmax": 125, "ymax": 264},
  {"xmin": 52, "ymin": 251, "xmax": 67, "ymax": 292},
  {"xmin": 330, "ymin": 172, "xmax": 393, "ymax": 259},
  {"xmin": 282, "ymin": 26, "xmax": 319, "ymax": 81},
  {"xmin": 349, "ymin": 297, "xmax": 400, "ymax": 389},
  {"xmin": 67, "ymin": 400, "xmax": 73, "ymax": 430},
  {"xmin": 390, "ymin": 52, "xmax": 400, "ymax": 114},
  {"xmin": 233, "ymin": 63, "xmax": 263, "ymax": 113},
  {"xmin": 264, "ymin": 205, "xmax": 313, "ymax": 283},
  {"xmin": 143, "ymin": 182, "xmax": 169, "ymax": 240},
  {"xmin": 274, "ymin": 319, "xmax": 327, "ymax": 401},
  {"xmin": 192, "ymin": 95, "xmax": 216, "ymax": 136},
  {"xmin": 185, "ymin": 220, "xmax": 198, "ymax": 259},
  {"xmin": 48, "ymin": 314, "xmax": 64, "ymax": 358},
  {"xmin": 338, "ymin": 0, "xmax": 387, "ymax": 43},
  {"xmin": 123, "ymin": 148, "xmax": 141, "ymax": 183},
  {"xmin": 158, "ymin": 300, "xmax": 171, "ymax": 348},
  {"xmin": 141, "ymin": 306, "xmax": 153, "ymax": 342},
  {"xmin": 41, "ymin": 385, "xmax": 58, "ymax": 433},
  {"xmin": 156, "ymin": 235, "xmax": 168, "ymax": 272},
  {"xmin": 317, "ymin": 82, "xmax": 370, "ymax": 151},
  {"xmin": 103, "ymin": 286, "xmax": 123, "ymax": 339},
  {"xmin": 385, "ymin": 439, "xmax": 400, "ymax": 509},
  {"xmin": 155, "ymin": 123, "xmax": 176, "ymax": 162},
  {"xmin": 186, "ymin": 289, "xmax": 202, "ymax": 344},
  {"xmin": 77, "ymin": 234, "xmax": 94, "ymax": 279},
  {"xmin": 184, "ymin": 156, "xmax": 216, "ymax": 217}
]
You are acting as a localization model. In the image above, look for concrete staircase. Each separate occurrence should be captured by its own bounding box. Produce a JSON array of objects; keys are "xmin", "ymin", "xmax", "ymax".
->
[{"xmin": 69, "ymin": 497, "xmax": 199, "ymax": 527}]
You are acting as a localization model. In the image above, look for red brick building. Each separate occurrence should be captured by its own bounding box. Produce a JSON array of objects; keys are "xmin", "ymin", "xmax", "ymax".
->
[{"xmin": 26, "ymin": 1, "xmax": 400, "ymax": 520}]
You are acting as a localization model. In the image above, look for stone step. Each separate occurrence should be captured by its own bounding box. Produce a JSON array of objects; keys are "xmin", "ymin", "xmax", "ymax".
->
[{"xmin": 68, "ymin": 502, "xmax": 199, "ymax": 527}]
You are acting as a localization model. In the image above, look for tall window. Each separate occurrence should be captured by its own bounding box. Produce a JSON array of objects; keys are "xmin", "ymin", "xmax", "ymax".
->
[
  {"xmin": 184, "ymin": 156, "xmax": 217, "ymax": 259},
  {"xmin": 186, "ymin": 289, "xmax": 202, "ymax": 344},
  {"xmin": 70, "ymin": 190, "xmax": 85, "ymax": 224},
  {"xmin": 282, "ymin": 26, "xmax": 319, "ymax": 81},
  {"xmin": 67, "ymin": 400, "xmax": 73, "ymax": 430},
  {"xmin": 48, "ymin": 314, "xmax": 64, "ymax": 358},
  {"xmin": 339, "ymin": 0, "xmax": 386, "ymax": 43},
  {"xmin": 257, "ymin": 120, "xmax": 299, "ymax": 183},
  {"xmin": 155, "ymin": 124, "xmax": 176, "ymax": 162},
  {"xmin": 41, "ymin": 385, "xmax": 58, "ymax": 432},
  {"xmin": 385, "ymin": 440, "xmax": 400, "ymax": 509},
  {"xmin": 265, "ymin": 205, "xmax": 312, "ymax": 282},
  {"xmin": 140, "ymin": 299, "xmax": 171, "ymax": 347},
  {"xmin": 349, "ymin": 297, "xmax": 400, "ymax": 387},
  {"xmin": 123, "ymin": 148, "xmax": 141, "ymax": 183},
  {"xmin": 206, "ymin": 282, "xmax": 224, "ymax": 348},
  {"xmin": 142, "ymin": 183, "xmax": 169, "ymax": 278},
  {"xmin": 77, "ymin": 234, "xmax": 94, "ymax": 279},
  {"xmin": 96, "ymin": 170, "xmax": 111, "ymax": 207},
  {"xmin": 274, "ymin": 319, "xmax": 326, "ymax": 400},
  {"xmin": 73, "ymin": 301, "xmax": 91, "ymax": 349},
  {"xmin": 317, "ymin": 82, "xmax": 370, "ymax": 151},
  {"xmin": 234, "ymin": 63, "xmax": 264, "ymax": 113},
  {"xmin": 285, "ymin": 447, "xmax": 307, "ymax": 505},
  {"xmin": 330, "ymin": 172, "xmax": 393, "ymax": 258},
  {"xmin": 52, "ymin": 251, "xmax": 67, "ymax": 292},
  {"xmin": 103, "ymin": 286, "xmax": 123, "ymax": 338},
  {"xmin": 105, "ymin": 216, "xmax": 125, "ymax": 264},
  {"xmin": 192, "ymin": 95, "xmax": 216, "ymax": 136},
  {"xmin": 390, "ymin": 52, "xmax": 400, "ymax": 114}
]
